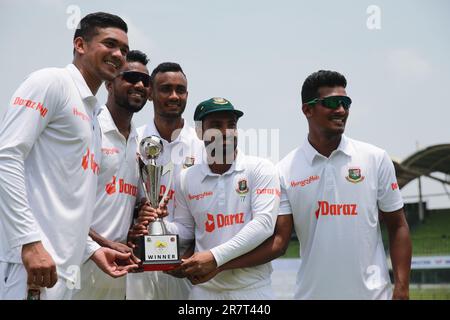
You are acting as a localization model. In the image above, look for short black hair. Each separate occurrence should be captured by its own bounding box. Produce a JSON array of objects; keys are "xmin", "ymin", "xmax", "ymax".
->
[
  {"xmin": 74, "ymin": 12, "xmax": 128, "ymax": 42},
  {"xmin": 301, "ymin": 70, "xmax": 347, "ymax": 104},
  {"xmin": 150, "ymin": 62, "xmax": 186, "ymax": 86},
  {"xmin": 127, "ymin": 50, "xmax": 149, "ymax": 66}
]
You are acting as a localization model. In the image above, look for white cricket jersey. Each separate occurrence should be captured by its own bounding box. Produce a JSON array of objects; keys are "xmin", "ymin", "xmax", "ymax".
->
[
  {"xmin": 166, "ymin": 150, "xmax": 280, "ymax": 291},
  {"xmin": 277, "ymin": 135, "xmax": 404, "ymax": 300},
  {"xmin": 90, "ymin": 105, "xmax": 139, "ymax": 243},
  {"xmin": 0, "ymin": 64, "xmax": 102, "ymax": 282}
]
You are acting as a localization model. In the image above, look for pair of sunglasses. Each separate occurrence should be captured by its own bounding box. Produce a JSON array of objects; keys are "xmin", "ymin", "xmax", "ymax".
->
[
  {"xmin": 120, "ymin": 71, "xmax": 151, "ymax": 87},
  {"xmin": 306, "ymin": 95, "xmax": 352, "ymax": 110}
]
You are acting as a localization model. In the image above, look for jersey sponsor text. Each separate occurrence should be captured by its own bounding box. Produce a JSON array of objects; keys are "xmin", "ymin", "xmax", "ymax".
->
[
  {"xmin": 315, "ymin": 201, "xmax": 358, "ymax": 219},
  {"xmin": 204, "ymin": 212, "xmax": 245, "ymax": 232},
  {"xmin": 13, "ymin": 97, "xmax": 48, "ymax": 118},
  {"xmin": 290, "ymin": 175, "xmax": 320, "ymax": 188}
]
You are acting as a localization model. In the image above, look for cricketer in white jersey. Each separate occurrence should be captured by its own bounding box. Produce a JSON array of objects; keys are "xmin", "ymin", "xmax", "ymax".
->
[
  {"xmin": 0, "ymin": 65, "xmax": 101, "ymax": 299},
  {"xmin": 162, "ymin": 97, "xmax": 280, "ymax": 300},
  {"xmin": 0, "ymin": 14, "xmax": 138, "ymax": 300},
  {"xmin": 126, "ymin": 62, "xmax": 204, "ymax": 300},
  {"xmin": 73, "ymin": 106, "xmax": 139, "ymax": 300},
  {"xmin": 73, "ymin": 50, "xmax": 152, "ymax": 300},
  {"xmin": 277, "ymin": 70, "xmax": 411, "ymax": 300}
]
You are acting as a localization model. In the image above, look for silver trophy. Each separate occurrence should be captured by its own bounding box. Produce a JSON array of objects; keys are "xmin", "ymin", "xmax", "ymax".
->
[{"xmin": 136, "ymin": 135, "xmax": 180, "ymax": 271}]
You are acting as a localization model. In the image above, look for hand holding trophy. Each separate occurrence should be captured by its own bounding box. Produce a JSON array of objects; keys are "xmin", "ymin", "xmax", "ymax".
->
[{"xmin": 135, "ymin": 135, "xmax": 181, "ymax": 271}]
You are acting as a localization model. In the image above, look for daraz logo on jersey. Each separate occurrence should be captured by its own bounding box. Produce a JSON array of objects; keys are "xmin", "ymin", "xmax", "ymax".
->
[
  {"xmin": 141, "ymin": 184, "xmax": 174, "ymax": 201},
  {"xmin": 314, "ymin": 201, "xmax": 358, "ymax": 219},
  {"xmin": 81, "ymin": 147, "xmax": 100, "ymax": 175},
  {"xmin": 160, "ymin": 185, "xmax": 175, "ymax": 201},
  {"xmin": 13, "ymin": 97, "xmax": 48, "ymax": 118},
  {"xmin": 105, "ymin": 175, "xmax": 137, "ymax": 196},
  {"xmin": 205, "ymin": 212, "xmax": 245, "ymax": 233}
]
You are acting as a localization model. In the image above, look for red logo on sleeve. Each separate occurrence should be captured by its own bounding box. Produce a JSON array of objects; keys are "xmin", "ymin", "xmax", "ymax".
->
[
  {"xmin": 256, "ymin": 188, "xmax": 281, "ymax": 197},
  {"xmin": 391, "ymin": 183, "xmax": 399, "ymax": 190},
  {"xmin": 13, "ymin": 97, "xmax": 48, "ymax": 118}
]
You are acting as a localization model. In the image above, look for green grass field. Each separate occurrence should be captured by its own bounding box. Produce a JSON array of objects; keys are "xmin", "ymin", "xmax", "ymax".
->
[
  {"xmin": 282, "ymin": 238, "xmax": 299, "ymax": 258},
  {"xmin": 406, "ymin": 211, "xmax": 450, "ymax": 256},
  {"xmin": 282, "ymin": 210, "xmax": 450, "ymax": 258},
  {"xmin": 410, "ymin": 288, "xmax": 450, "ymax": 300}
]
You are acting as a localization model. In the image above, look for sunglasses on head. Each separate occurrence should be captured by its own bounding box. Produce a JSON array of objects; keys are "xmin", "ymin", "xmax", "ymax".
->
[
  {"xmin": 119, "ymin": 71, "xmax": 151, "ymax": 87},
  {"xmin": 305, "ymin": 95, "xmax": 352, "ymax": 110}
]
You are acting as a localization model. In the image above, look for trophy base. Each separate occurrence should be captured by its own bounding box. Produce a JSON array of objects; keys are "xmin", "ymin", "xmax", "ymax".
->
[
  {"xmin": 142, "ymin": 261, "xmax": 181, "ymax": 272},
  {"xmin": 135, "ymin": 234, "xmax": 181, "ymax": 272}
]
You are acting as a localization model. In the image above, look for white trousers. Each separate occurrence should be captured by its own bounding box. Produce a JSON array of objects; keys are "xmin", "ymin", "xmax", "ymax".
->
[
  {"xmin": 0, "ymin": 262, "xmax": 73, "ymax": 300},
  {"xmin": 126, "ymin": 270, "xmax": 191, "ymax": 300},
  {"xmin": 72, "ymin": 259, "xmax": 126, "ymax": 300},
  {"xmin": 189, "ymin": 284, "xmax": 275, "ymax": 300}
]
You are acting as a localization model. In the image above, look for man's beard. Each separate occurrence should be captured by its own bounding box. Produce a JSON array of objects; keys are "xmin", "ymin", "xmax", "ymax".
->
[
  {"xmin": 205, "ymin": 136, "xmax": 237, "ymax": 165},
  {"xmin": 116, "ymin": 95, "xmax": 146, "ymax": 113}
]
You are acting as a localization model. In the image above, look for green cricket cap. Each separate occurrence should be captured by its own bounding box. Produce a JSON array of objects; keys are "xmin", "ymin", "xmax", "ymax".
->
[{"xmin": 194, "ymin": 97, "xmax": 244, "ymax": 121}]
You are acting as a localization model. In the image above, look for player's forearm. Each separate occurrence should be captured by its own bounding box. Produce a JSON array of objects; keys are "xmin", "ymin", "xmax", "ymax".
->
[
  {"xmin": 220, "ymin": 233, "xmax": 289, "ymax": 271},
  {"xmin": 211, "ymin": 213, "xmax": 274, "ymax": 267},
  {"xmin": 89, "ymin": 228, "xmax": 110, "ymax": 247},
  {"xmin": 388, "ymin": 224, "xmax": 412, "ymax": 289}
]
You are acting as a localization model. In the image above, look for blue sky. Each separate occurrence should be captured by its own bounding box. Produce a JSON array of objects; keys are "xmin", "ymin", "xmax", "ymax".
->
[{"xmin": 1, "ymin": 0, "xmax": 449, "ymax": 208}]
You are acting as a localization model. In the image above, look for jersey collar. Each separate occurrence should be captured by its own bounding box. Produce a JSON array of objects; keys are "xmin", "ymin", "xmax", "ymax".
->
[
  {"xmin": 66, "ymin": 64, "xmax": 99, "ymax": 113},
  {"xmin": 98, "ymin": 105, "xmax": 137, "ymax": 140},
  {"xmin": 303, "ymin": 134, "xmax": 354, "ymax": 165}
]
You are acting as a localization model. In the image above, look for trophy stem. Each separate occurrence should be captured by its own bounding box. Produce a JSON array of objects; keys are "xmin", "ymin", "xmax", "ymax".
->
[{"xmin": 147, "ymin": 217, "xmax": 169, "ymax": 235}]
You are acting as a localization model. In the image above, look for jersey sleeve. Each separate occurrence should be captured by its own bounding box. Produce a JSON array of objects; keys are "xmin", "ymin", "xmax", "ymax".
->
[
  {"xmin": 0, "ymin": 69, "xmax": 62, "ymax": 249},
  {"xmin": 83, "ymin": 235, "xmax": 102, "ymax": 262},
  {"xmin": 377, "ymin": 151, "xmax": 404, "ymax": 213},
  {"xmin": 277, "ymin": 163, "xmax": 293, "ymax": 215},
  {"xmin": 210, "ymin": 159, "xmax": 280, "ymax": 267}
]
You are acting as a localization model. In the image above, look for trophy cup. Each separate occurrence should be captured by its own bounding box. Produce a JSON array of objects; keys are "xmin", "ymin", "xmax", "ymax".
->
[{"xmin": 135, "ymin": 135, "xmax": 181, "ymax": 271}]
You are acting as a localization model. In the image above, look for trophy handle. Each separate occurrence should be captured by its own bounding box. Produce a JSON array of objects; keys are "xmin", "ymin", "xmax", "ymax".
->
[
  {"xmin": 138, "ymin": 157, "xmax": 151, "ymax": 203},
  {"xmin": 159, "ymin": 161, "xmax": 174, "ymax": 206}
]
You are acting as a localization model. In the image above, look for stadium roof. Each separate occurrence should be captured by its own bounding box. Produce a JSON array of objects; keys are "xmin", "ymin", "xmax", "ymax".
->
[{"xmin": 394, "ymin": 144, "xmax": 450, "ymax": 189}]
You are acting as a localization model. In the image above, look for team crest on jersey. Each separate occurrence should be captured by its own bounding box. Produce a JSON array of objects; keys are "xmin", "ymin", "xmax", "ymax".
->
[
  {"xmin": 345, "ymin": 167, "xmax": 365, "ymax": 183},
  {"xmin": 236, "ymin": 178, "xmax": 249, "ymax": 196},
  {"xmin": 183, "ymin": 156, "xmax": 195, "ymax": 169}
]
